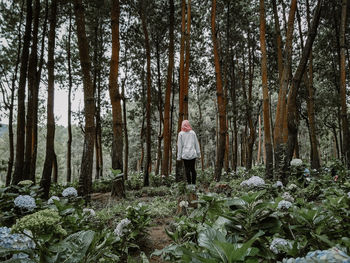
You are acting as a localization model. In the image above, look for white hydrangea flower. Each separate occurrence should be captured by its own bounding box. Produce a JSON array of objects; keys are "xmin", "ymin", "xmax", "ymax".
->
[
  {"xmin": 179, "ymin": 200, "xmax": 189, "ymax": 208},
  {"xmin": 240, "ymin": 176, "xmax": 265, "ymax": 187},
  {"xmin": 270, "ymin": 237, "xmax": 292, "ymax": 254},
  {"xmin": 274, "ymin": 181, "xmax": 283, "ymax": 188},
  {"xmin": 287, "ymin": 184, "xmax": 298, "ymax": 190},
  {"xmin": 282, "ymin": 192, "xmax": 295, "ymax": 202},
  {"xmin": 83, "ymin": 208, "xmax": 96, "ymax": 217},
  {"xmin": 47, "ymin": 196, "xmax": 60, "ymax": 205},
  {"xmin": 14, "ymin": 195, "xmax": 36, "ymax": 211},
  {"xmin": 62, "ymin": 187, "xmax": 78, "ymax": 197},
  {"xmin": 114, "ymin": 218, "xmax": 131, "ymax": 237},
  {"xmin": 290, "ymin": 159, "xmax": 302, "ymax": 167},
  {"xmin": 277, "ymin": 200, "xmax": 292, "ymax": 210},
  {"xmin": 186, "ymin": 184, "xmax": 196, "ymax": 192}
]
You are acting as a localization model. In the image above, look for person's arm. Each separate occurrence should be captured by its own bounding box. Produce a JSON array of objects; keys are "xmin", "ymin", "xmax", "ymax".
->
[
  {"xmin": 177, "ymin": 133, "xmax": 182, "ymax": 161},
  {"xmin": 194, "ymin": 133, "xmax": 201, "ymax": 158}
]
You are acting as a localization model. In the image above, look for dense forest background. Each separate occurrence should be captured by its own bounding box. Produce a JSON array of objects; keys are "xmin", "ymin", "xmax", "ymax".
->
[{"xmin": 0, "ymin": 0, "xmax": 349, "ymax": 197}]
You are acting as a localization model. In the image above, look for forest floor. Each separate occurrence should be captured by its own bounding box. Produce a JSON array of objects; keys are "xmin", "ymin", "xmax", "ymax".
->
[{"xmin": 91, "ymin": 192, "xmax": 174, "ymax": 263}]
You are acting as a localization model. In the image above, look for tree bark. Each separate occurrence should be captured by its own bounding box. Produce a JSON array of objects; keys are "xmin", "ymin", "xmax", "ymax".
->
[
  {"xmin": 24, "ymin": 0, "xmax": 40, "ymax": 181},
  {"xmin": 273, "ymin": 0, "xmax": 297, "ymax": 180},
  {"xmin": 41, "ymin": 0, "xmax": 58, "ymax": 199},
  {"xmin": 5, "ymin": 0, "xmax": 24, "ymax": 186},
  {"xmin": 155, "ymin": 42, "xmax": 163, "ymax": 176},
  {"xmin": 339, "ymin": 0, "xmax": 350, "ymax": 167},
  {"xmin": 183, "ymin": 0, "xmax": 191, "ymax": 120},
  {"xmin": 31, "ymin": 0, "xmax": 48, "ymax": 183},
  {"xmin": 139, "ymin": 1, "xmax": 152, "ymax": 186},
  {"xmin": 74, "ymin": 0, "xmax": 96, "ymax": 200},
  {"xmin": 161, "ymin": 0, "xmax": 175, "ymax": 177},
  {"xmin": 67, "ymin": 4, "xmax": 73, "ymax": 183},
  {"xmin": 211, "ymin": 0, "xmax": 227, "ymax": 181},
  {"xmin": 286, "ymin": 0, "xmax": 322, "ymax": 164},
  {"xmin": 259, "ymin": 0, "xmax": 273, "ymax": 178},
  {"xmin": 109, "ymin": 0, "xmax": 123, "ymax": 172},
  {"xmin": 12, "ymin": 0, "xmax": 32, "ymax": 185}
]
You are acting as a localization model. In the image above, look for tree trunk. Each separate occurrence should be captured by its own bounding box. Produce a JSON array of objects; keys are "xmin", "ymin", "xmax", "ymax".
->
[
  {"xmin": 155, "ymin": 42, "xmax": 163, "ymax": 176},
  {"xmin": 6, "ymin": 0, "xmax": 25, "ymax": 186},
  {"xmin": 74, "ymin": 0, "xmax": 96, "ymax": 200},
  {"xmin": 260, "ymin": 0, "xmax": 273, "ymax": 178},
  {"xmin": 109, "ymin": 0, "xmax": 123, "ymax": 172},
  {"xmin": 31, "ymin": 0, "xmax": 48, "ymax": 183},
  {"xmin": 183, "ymin": 0, "xmax": 191, "ymax": 120},
  {"xmin": 211, "ymin": 0, "xmax": 227, "ymax": 181},
  {"xmin": 339, "ymin": 0, "xmax": 350, "ymax": 167},
  {"xmin": 41, "ymin": 0, "xmax": 57, "ymax": 199},
  {"xmin": 139, "ymin": 2, "xmax": 152, "ymax": 186},
  {"xmin": 286, "ymin": 0, "xmax": 322, "ymax": 164},
  {"xmin": 161, "ymin": 0, "xmax": 175, "ymax": 177},
  {"xmin": 67, "ymin": 5, "xmax": 73, "ymax": 183},
  {"xmin": 24, "ymin": 0, "xmax": 40, "ymax": 181},
  {"xmin": 12, "ymin": 0, "xmax": 32, "ymax": 185},
  {"xmin": 229, "ymin": 56, "xmax": 238, "ymax": 172},
  {"xmin": 272, "ymin": 0, "xmax": 283, "ymax": 82},
  {"xmin": 273, "ymin": 0, "xmax": 297, "ymax": 181},
  {"xmin": 122, "ymin": 79, "xmax": 128, "ymax": 180}
]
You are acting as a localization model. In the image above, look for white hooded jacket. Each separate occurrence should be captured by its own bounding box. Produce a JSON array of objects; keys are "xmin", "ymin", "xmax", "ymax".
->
[{"xmin": 177, "ymin": 130, "xmax": 201, "ymax": 160}]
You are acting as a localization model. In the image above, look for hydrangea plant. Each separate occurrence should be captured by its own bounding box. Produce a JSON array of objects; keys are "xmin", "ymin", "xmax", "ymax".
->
[
  {"xmin": 269, "ymin": 237, "xmax": 292, "ymax": 254},
  {"xmin": 12, "ymin": 209, "xmax": 67, "ymax": 237},
  {"xmin": 290, "ymin": 159, "xmax": 303, "ymax": 167},
  {"xmin": 283, "ymin": 247, "xmax": 350, "ymax": 263},
  {"xmin": 277, "ymin": 200, "xmax": 292, "ymax": 210},
  {"xmin": 240, "ymin": 176, "xmax": 265, "ymax": 187},
  {"xmin": 14, "ymin": 195, "xmax": 36, "ymax": 211},
  {"xmin": 62, "ymin": 187, "xmax": 78, "ymax": 197},
  {"xmin": 114, "ymin": 218, "xmax": 131, "ymax": 237},
  {"xmin": 47, "ymin": 195, "xmax": 60, "ymax": 205},
  {"xmin": 83, "ymin": 208, "xmax": 96, "ymax": 217}
]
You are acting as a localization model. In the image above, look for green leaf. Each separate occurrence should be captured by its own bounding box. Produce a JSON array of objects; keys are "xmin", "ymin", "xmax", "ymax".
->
[{"xmin": 46, "ymin": 230, "xmax": 95, "ymax": 263}]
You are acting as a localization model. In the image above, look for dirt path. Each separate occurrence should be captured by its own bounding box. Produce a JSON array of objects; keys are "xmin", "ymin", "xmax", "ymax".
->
[{"xmin": 143, "ymin": 217, "xmax": 173, "ymax": 263}]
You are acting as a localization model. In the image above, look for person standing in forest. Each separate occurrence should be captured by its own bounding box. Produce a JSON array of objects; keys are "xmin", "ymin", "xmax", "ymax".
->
[{"xmin": 177, "ymin": 120, "xmax": 201, "ymax": 184}]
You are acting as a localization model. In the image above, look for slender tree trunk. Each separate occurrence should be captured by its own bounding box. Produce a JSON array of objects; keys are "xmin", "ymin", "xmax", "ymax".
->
[
  {"xmin": 31, "ymin": 0, "xmax": 48, "ymax": 183},
  {"xmin": 12, "ymin": 0, "xmax": 32, "ymax": 185},
  {"xmin": 272, "ymin": 0, "xmax": 283, "ymax": 82},
  {"xmin": 122, "ymin": 79, "xmax": 128, "ymax": 180},
  {"xmin": 229, "ymin": 55, "xmax": 238, "ymax": 172},
  {"xmin": 67, "ymin": 5, "xmax": 73, "ymax": 183},
  {"xmin": 74, "ymin": 0, "xmax": 96, "ymax": 200},
  {"xmin": 109, "ymin": 0, "xmax": 123, "ymax": 172},
  {"xmin": 212, "ymin": 0, "xmax": 226, "ymax": 181},
  {"xmin": 286, "ymin": 0, "xmax": 322, "ymax": 164},
  {"xmin": 183, "ymin": 0, "xmax": 191, "ymax": 120},
  {"xmin": 273, "ymin": 0, "xmax": 297, "ymax": 180},
  {"xmin": 155, "ymin": 42, "xmax": 163, "ymax": 175},
  {"xmin": 139, "ymin": 2, "xmax": 152, "ymax": 186},
  {"xmin": 178, "ymin": 0, "xmax": 186, "ymax": 128},
  {"xmin": 41, "ymin": 0, "xmax": 58, "ymax": 199},
  {"xmin": 169, "ymin": 70, "xmax": 176, "ymax": 173},
  {"xmin": 260, "ymin": 0, "xmax": 273, "ymax": 177},
  {"xmin": 6, "ymin": 0, "xmax": 25, "ymax": 186},
  {"xmin": 304, "ymin": 0, "xmax": 320, "ymax": 169},
  {"xmin": 339, "ymin": 0, "xmax": 350, "ymax": 167},
  {"xmin": 24, "ymin": 0, "xmax": 40, "ymax": 180},
  {"xmin": 161, "ymin": 0, "xmax": 175, "ymax": 177}
]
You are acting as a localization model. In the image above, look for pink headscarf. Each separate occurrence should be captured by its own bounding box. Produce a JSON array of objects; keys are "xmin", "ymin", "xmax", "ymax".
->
[{"xmin": 181, "ymin": 120, "xmax": 192, "ymax": 132}]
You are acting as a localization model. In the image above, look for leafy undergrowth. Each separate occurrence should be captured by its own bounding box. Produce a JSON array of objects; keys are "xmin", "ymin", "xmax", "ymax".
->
[{"xmin": 1, "ymin": 160, "xmax": 350, "ymax": 262}]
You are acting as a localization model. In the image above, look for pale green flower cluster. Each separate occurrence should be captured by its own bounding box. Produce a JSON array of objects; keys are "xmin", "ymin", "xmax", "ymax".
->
[
  {"xmin": 12, "ymin": 209, "xmax": 67, "ymax": 236},
  {"xmin": 18, "ymin": 180, "xmax": 34, "ymax": 186}
]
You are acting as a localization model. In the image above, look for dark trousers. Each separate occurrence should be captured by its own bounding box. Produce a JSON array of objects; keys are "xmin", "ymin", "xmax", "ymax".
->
[{"xmin": 183, "ymin": 158, "xmax": 197, "ymax": 184}]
